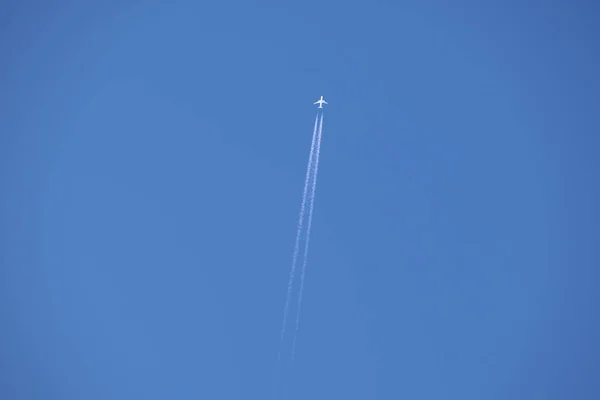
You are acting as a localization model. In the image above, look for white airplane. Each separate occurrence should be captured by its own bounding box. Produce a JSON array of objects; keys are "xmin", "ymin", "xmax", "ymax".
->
[{"xmin": 314, "ymin": 95, "xmax": 328, "ymax": 108}]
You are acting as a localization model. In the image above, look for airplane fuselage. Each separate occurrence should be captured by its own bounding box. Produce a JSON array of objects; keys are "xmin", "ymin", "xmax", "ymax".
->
[{"xmin": 314, "ymin": 96, "xmax": 328, "ymax": 108}]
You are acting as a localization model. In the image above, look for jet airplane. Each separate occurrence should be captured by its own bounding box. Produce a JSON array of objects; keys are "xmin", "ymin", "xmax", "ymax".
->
[{"xmin": 314, "ymin": 96, "xmax": 328, "ymax": 108}]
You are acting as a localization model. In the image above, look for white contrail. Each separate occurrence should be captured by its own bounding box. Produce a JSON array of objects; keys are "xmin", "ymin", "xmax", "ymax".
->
[
  {"xmin": 276, "ymin": 110, "xmax": 320, "ymax": 366},
  {"xmin": 291, "ymin": 111, "xmax": 324, "ymax": 360}
]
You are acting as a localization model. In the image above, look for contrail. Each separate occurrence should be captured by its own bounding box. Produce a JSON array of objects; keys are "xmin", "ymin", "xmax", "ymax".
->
[
  {"xmin": 273, "ymin": 98, "xmax": 327, "ymax": 399},
  {"xmin": 276, "ymin": 110, "xmax": 320, "ymax": 366},
  {"xmin": 291, "ymin": 111, "xmax": 324, "ymax": 360}
]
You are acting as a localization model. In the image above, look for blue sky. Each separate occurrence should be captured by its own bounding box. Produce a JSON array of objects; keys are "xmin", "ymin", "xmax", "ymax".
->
[{"xmin": 1, "ymin": 1, "xmax": 599, "ymax": 399}]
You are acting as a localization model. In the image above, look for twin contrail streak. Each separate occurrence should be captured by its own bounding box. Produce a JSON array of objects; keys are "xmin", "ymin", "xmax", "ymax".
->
[
  {"xmin": 291, "ymin": 111, "xmax": 324, "ymax": 360},
  {"xmin": 274, "ymin": 97, "xmax": 327, "ymax": 399},
  {"xmin": 276, "ymin": 111, "xmax": 320, "ymax": 366}
]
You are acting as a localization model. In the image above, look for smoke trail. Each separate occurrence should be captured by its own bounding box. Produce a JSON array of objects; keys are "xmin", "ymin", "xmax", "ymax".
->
[
  {"xmin": 273, "ymin": 111, "xmax": 320, "ymax": 399},
  {"xmin": 275, "ymin": 110, "xmax": 320, "ymax": 366},
  {"xmin": 291, "ymin": 111, "xmax": 324, "ymax": 360}
]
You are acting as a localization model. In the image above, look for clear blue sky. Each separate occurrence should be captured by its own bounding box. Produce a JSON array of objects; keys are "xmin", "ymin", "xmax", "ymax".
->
[{"xmin": 1, "ymin": 1, "xmax": 599, "ymax": 399}]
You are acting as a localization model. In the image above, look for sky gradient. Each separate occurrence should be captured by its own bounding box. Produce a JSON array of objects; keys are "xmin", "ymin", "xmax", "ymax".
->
[{"xmin": 1, "ymin": 1, "xmax": 599, "ymax": 399}]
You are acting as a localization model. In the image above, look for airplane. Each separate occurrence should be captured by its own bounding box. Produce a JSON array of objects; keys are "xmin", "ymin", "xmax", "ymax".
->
[{"xmin": 314, "ymin": 95, "xmax": 328, "ymax": 108}]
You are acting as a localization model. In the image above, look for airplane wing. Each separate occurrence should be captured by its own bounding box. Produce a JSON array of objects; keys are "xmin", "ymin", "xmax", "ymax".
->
[{"xmin": 322, "ymin": 100, "xmax": 328, "ymax": 104}]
